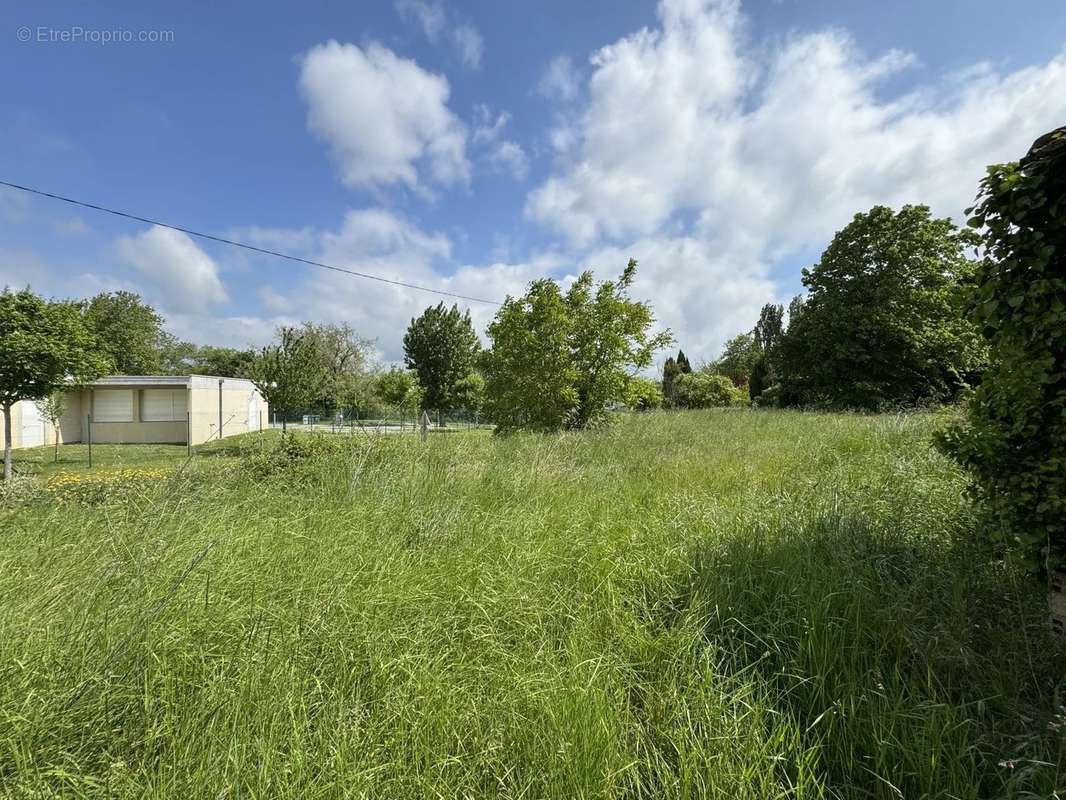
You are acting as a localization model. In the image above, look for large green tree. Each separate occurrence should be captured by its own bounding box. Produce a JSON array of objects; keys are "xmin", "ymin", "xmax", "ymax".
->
[
  {"xmin": 938, "ymin": 127, "xmax": 1066, "ymax": 574},
  {"xmin": 713, "ymin": 333, "xmax": 759, "ymax": 386},
  {"xmin": 485, "ymin": 259, "xmax": 671, "ymax": 433},
  {"xmin": 780, "ymin": 205, "xmax": 985, "ymax": 409},
  {"xmin": 403, "ymin": 303, "xmax": 480, "ymax": 414},
  {"xmin": 0, "ymin": 289, "xmax": 107, "ymax": 480},
  {"xmin": 82, "ymin": 291, "xmax": 166, "ymax": 374},
  {"xmin": 246, "ymin": 326, "xmax": 326, "ymax": 431},
  {"xmin": 300, "ymin": 323, "xmax": 373, "ymax": 412}
]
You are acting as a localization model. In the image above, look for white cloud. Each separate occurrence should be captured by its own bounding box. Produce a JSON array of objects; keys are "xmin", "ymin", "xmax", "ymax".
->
[
  {"xmin": 537, "ymin": 55, "xmax": 582, "ymax": 102},
  {"xmin": 473, "ymin": 106, "xmax": 530, "ymax": 180},
  {"xmin": 395, "ymin": 0, "xmax": 447, "ymax": 40},
  {"xmin": 299, "ymin": 41, "xmax": 470, "ymax": 190},
  {"xmin": 395, "ymin": 0, "xmax": 483, "ymax": 68},
  {"xmin": 526, "ymin": 0, "xmax": 1066, "ymax": 361},
  {"xmin": 116, "ymin": 226, "xmax": 228, "ymax": 314},
  {"xmin": 240, "ymin": 209, "xmax": 558, "ymax": 362},
  {"xmin": 453, "ymin": 24, "xmax": 484, "ymax": 69}
]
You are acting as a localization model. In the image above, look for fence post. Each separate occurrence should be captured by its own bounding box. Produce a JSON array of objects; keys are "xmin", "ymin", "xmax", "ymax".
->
[
  {"xmin": 187, "ymin": 411, "xmax": 191, "ymax": 457},
  {"xmin": 259, "ymin": 410, "xmax": 263, "ymax": 434},
  {"xmin": 86, "ymin": 413, "xmax": 92, "ymax": 469}
]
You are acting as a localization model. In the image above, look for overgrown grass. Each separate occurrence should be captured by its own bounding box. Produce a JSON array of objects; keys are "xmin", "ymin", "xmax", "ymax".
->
[{"xmin": 1, "ymin": 410, "xmax": 1063, "ymax": 798}]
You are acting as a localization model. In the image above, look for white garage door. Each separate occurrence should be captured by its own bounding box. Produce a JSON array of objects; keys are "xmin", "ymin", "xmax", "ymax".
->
[{"xmin": 20, "ymin": 401, "xmax": 45, "ymax": 448}]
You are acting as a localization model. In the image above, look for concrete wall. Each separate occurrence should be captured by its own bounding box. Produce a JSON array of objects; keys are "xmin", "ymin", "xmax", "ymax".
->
[
  {"xmin": 187, "ymin": 377, "xmax": 268, "ymax": 445},
  {"xmin": 1, "ymin": 392, "xmax": 83, "ymax": 450}
]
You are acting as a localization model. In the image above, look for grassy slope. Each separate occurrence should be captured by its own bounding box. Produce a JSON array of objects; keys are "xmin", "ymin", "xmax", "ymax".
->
[{"xmin": 0, "ymin": 411, "xmax": 1062, "ymax": 798}]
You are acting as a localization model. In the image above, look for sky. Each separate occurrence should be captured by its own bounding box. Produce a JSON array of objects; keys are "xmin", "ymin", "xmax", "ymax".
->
[{"xmin": 2, "ymin": 0, "xmax": 1065, "ymax": 366}]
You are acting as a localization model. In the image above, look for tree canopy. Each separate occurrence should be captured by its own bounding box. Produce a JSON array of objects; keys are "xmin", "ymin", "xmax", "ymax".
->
[
  {"xmin": 246, "ymin": 326, "xmax": 326, "ymax": 430},
  {"xmin": 403, "ymin": 303, "xmax": 480, "ymax": 414},
  {"xmin": 0, "ymin": 289, "xmax": 107, "ymax": 479},
  {"xmin": 780, "ymin": 205, "xmax": 985, "ymax": 409},
  {"xmin": 485, "ymin": 259, "xmax": 671, "ymax": 433},
  {"xmin": 81, "ymin": 291, "xmax": 166, "ymax": 375}
]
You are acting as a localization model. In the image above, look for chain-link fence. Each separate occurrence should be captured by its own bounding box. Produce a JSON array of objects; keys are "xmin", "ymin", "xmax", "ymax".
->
[{"xmin": 266, "ymin": 406, "xmax": 491, "ymax": 434}]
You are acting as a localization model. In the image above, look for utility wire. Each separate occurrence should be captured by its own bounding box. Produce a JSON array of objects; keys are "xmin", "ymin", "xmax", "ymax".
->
[{"xmin": 0, "ymin": 180, "xmax": 502, "ymax": 306}]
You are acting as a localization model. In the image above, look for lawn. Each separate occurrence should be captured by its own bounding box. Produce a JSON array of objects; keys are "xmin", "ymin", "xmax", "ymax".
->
[{"xmin": 0, "ymin": 410, "xmax": 1063, "ymax": 798}]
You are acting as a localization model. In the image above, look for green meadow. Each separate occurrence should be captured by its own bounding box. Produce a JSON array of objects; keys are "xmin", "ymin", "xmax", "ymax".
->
[{"xmin": 1, "ymin": 411, "xmax": 1063, "ymax": 798}]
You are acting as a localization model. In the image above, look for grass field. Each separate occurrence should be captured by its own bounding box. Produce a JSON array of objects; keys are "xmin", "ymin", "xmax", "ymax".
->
[{"xmin": 1, "ymin": 410, "xmax": 1063, "ymax": 798}]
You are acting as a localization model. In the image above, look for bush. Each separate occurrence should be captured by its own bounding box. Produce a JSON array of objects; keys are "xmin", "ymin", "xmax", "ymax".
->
[
  {"xmin": 938, "ymin": 128, "xmax": 1066, "ymax": 573},
  {"xmin": 624, "ymin": 376, "xmax": 663, "ymax": 411},
  {"xmin": 242, "ymin": 432, "xmax": 348, "ymax": 479},
  {"xmin": 673, "ymin": 372, "xmax": 746, "ymax": 409}
]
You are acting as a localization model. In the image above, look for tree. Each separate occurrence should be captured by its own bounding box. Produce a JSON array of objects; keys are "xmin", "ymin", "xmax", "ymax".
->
[
  {"xmin": 451, "ymin": 372, "xmax": 486, "ymax": 415},
  {"xmin": 0, "ymin": 289, "xmax": 107, "ymax": 480},
  {"xmin": 676, "ymin": 350, "xmax": 692, "ymax": 374},
  {"xmin": 753, "ymin": 303, "xmax": 785, "ymax": 353},
  {"xmin": 301, "ymin": 323, "xmax": 372, "ymax": 412},
  {"xmin": 624, "ymin": 376, "xmax": 663, "ymax": 411},
  {"xmin": 673, "ymin": 372, "xmax": 745, "ymax": 408},
  {"xmin": 662, "ymin": 356, "xmax": 680, "ymax": 407},
  {"xmin": 713, "ymin": 333, "xmax": 759, "ymax": 386},
  {"xmin": 484, "ymin": 279, "xmax": 578, "ymax": 433},
  {"xmin": 484, "ymin": 259, "xmax": 671, "ymax": 433},
  {"xmin": 938, "ymin": 127, "xmax": 1066, "ymax": 575},
  {"xmin": 191, "ymin": 346, "xmax": 255, "ymax": 378},
  {"xmin": 37, "ymin": 390, "xmax": 67, "ymax": 463},
  {"xmin": 82, "ymin": 291, "xmax": 166, "ymax": 374},
  {"xmin": 403, "ymin": 304, "xmax": 480, "ymax": 417},
  {"xmin": 158, "ymin": 335, "xmax": 199, "ymax": 374},
  {"xmin": 246, "ymin": 326, "xmax": 326, "ymax": 431},
  {"xmin": 780, "ymin": 205, "xmax": 985, "ymax": 409},
  {"xmin": 661, "ymin": 348, "xmax": 691, "ymax": 407}
]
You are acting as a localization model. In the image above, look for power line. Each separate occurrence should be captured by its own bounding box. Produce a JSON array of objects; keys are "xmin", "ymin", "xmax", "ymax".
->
[{"xmin": 0, "ymin": 180, "xmax": 502, "ymax": 306}]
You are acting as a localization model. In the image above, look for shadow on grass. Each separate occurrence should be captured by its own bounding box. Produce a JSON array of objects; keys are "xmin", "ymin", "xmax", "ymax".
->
[{"xmin": 650, "ymin": 512, "xmax": 1066, "ymax": 798}]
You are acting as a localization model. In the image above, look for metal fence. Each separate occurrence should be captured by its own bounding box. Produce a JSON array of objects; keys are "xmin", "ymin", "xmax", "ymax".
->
[{"xmin": 266, "ymin": 406, "xmax": 491, "ymax": 434}]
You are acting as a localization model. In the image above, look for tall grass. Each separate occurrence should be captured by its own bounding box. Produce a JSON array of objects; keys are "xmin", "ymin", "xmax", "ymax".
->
[{"xmin": 1, "ymin": 410, "xmax": 1063, "ymax": 798}]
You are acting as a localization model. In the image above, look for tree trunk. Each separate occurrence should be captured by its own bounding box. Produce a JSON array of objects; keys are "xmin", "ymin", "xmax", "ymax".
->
[{"xmin": 2, "ymin": 403, "xmax": 12, "ymax": 482}]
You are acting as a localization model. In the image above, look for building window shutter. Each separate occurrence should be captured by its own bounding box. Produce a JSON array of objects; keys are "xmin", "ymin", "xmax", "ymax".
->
[
  {"xmin": 141, "ymin": 389, "xmax": 187, "ymax": 422},
  {"xmin": 94, "ymin": 390, "xmax": 134, "ymax": 422}
]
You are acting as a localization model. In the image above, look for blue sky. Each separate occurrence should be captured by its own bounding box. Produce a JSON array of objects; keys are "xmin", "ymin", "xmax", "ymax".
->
[{"xmin": 2, "ymin": 0, "xmax": 1065, "ymax": 364}]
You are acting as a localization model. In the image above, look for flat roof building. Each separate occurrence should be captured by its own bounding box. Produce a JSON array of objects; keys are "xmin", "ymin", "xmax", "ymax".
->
[{"xmin": 1, "ymin": 375, "xmax": 268, "ymax": 450}]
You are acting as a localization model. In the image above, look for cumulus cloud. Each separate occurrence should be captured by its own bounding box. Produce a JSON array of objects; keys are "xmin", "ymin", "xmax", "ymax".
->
[
  {"xmin": 116, "ymin": 226, "xmax": 228, "ymax": 314},
  {"xmin": 299, "ymin": 41, "xmax": 470, "ymax": 190},
  {"xmin": 525, "ymin": 0, "xmax": 1066, "ymax": 361},
  {"xmin": 395, "ymin": 0, "xmax": 484, "ymax": 68}
]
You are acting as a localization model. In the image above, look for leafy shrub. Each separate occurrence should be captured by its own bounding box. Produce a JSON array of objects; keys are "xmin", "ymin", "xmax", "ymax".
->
[
  {"xmin": 938, "ymin": 128, "xmax": 1066, "ymax": 573},
  {"xmin": 673, "ymin": 372, "xmax": 746, "ymax": 408},
  {"xmin": 241, "ymin": 432, "xmax": 348, "ymax": 478},
  {"xmin": 624, "ymin": 376, "xmax": 663, "ymax": 411}
]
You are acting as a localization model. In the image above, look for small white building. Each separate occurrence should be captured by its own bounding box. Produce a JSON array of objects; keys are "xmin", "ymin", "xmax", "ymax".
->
[{"xmin": 1, "ymin": 375, "xmax": 268, "ymax": 449}]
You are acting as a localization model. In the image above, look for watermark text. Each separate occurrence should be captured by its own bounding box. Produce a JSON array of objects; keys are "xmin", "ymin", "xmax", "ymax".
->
[{"xmin": 17, "ymin": 26, "xmax": 175, "ymax": 44}]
